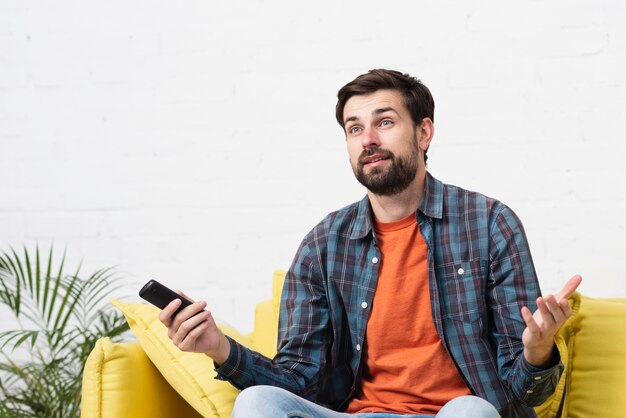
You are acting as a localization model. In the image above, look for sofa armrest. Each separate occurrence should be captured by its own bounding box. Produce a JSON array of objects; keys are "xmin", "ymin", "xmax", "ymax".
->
[{"xmin": 81, "ymin": 337, "xmax": 202, "ymax": 418}]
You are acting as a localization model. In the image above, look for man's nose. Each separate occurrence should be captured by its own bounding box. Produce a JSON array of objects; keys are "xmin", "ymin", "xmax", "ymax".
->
[{"xmin": 362, "ymin": 128, "xmax": 381, "ymax": 149}]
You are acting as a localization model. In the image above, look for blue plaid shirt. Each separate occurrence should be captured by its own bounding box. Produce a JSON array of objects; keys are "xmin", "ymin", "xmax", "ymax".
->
[{"xmin": 216, "ymin": 172, "xmax": 563, "ymax": 418}]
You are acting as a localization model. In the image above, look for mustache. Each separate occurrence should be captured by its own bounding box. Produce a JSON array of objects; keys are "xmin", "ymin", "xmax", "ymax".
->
[{"xmin": 358, "ymin": 148, "xmax": 394, "ymax": 165}]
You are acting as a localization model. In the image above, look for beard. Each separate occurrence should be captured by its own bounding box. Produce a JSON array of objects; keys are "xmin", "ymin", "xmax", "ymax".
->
[{"xmin": 353, "ymin": 139, "xmax": 420, "ymax": 196}]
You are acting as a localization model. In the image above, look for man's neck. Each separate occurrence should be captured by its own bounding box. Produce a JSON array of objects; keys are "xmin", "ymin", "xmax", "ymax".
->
[{"xmin": 368, "ymin": 170, "xmax": 426, "ymax": 223}]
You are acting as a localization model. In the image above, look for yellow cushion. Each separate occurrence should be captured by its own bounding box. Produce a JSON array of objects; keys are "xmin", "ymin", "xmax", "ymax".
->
[
  {"xmin": 271, "ymin": 269, "xmax": 287, "ymax": 316},
  {"xmin": 563, "ymin": 294, "xmax": 626, "ymax": 417},
  {"xmin": 111, "ymin": 300, "xmax": 251, "ymax": 418},
  {"xmin": 81, "ymin": 338, "xmax": 201, "ymax": 418},
  {"xmin": 250, "ymin": 299, "xmax": 278, "ymax": 358},
  {"xmin": 249, "ymin": 269, "xmax": 286, "ymax": 358}
]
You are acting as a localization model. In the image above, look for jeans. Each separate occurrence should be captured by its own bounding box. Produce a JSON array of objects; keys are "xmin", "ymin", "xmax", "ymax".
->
[{"xmin": 231, "ymin": 385, "xmax": 502, "ymax": 418}]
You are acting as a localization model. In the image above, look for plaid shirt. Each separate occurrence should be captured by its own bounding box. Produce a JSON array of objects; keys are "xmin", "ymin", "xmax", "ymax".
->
[{"xmin": 216, "ymin": 172, "xmax": 563, "ymax": 418}]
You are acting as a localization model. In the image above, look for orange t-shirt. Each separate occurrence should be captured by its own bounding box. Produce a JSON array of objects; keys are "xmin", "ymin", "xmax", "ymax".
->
[{"xmin": 346, "ymin": 212, "xmax": 470, "ymax": 415}]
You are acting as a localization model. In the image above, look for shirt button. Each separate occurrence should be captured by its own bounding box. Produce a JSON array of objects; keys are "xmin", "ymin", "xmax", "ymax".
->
[
  {"xmin": 372, "ymin": 257, "xmax": 379, "ymax": 264},
  {"xmin": 534, "ymin": 376, "xmax": 542, "ymax": 381},
  {"xmin": 356, "ymin": 344, "xmax": 361, "ymax": 351},
  {"xmin": 457, "ymin": 268, "xmax": 464, "ymax": 275},
  {"xmin": 361, "ymin": 302, "xmax": 368, "ymax": 309}
]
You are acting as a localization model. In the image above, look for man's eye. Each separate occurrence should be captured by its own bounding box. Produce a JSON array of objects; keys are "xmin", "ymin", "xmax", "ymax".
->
[
  {"xmin": 380, "ymin": 120, "xmax": 392, "ymax": 127},
  {"xmin": 349, "ymin": 126, "xmax": 362, "ymax": 134}
]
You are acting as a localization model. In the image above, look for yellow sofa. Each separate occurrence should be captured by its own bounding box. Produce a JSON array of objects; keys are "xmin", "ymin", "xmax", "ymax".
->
[{"xmin": 81, "ymin": 270, "xmax": 626, "ymax": 418}]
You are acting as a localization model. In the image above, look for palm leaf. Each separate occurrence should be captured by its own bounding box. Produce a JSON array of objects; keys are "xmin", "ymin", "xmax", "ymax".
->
[
  {"xmin": 0, "ymin": 267, "xmax": 16, "ymax": 310},
  {"xmin": 0, "ymin": 250, "xmax": 22, "ymax": 314},
  {"xmin": 40, "ymin": 244, "xmax": 54, "ymax": 324},
  {"xmin": 47, "ymin": 250, "xmax": 74, "ymax": 333},
  {"xmin": 0, "ymin": 330, "xmax": 40, "ymax": 352},
  {"xmin": 0, "ymin": 244, "xmax": 131, "ymax": 417},
  {"xmin": 43, "ymin": 247, "xmax": 68, "ymax": 329}
]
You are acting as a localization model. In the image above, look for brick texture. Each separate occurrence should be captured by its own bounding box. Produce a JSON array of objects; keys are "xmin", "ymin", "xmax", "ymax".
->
[{"xmin": 1, "ymin": 0, "xmax": 625, "ymax": 332}]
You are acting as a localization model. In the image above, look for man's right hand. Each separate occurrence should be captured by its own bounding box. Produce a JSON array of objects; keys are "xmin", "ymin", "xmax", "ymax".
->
[{"xmin": 158, "ymin": 293, "xmax": 231, "ymax": 364}]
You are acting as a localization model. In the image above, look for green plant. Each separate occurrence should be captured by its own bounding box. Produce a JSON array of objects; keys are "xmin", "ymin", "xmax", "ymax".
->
[{"xmin": 0, "ymin": 245, "xmax": 130, "ymax": 418}]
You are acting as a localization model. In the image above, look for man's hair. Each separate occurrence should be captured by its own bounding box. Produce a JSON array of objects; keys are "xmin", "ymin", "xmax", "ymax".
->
[{"xmin": 336, "ymin": 69, "xmax": 435, "ymax": 162}]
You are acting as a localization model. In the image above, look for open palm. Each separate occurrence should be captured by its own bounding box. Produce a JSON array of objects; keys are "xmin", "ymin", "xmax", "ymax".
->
[{"xmin": 521, "ymin": 275, "xmax": 582, "ymax": 366}]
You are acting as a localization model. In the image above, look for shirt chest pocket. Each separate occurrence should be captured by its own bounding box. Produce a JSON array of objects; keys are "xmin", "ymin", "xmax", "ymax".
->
[{"xmin": 440, "ymin": 260, "xmax": 487, "ymax": 324}]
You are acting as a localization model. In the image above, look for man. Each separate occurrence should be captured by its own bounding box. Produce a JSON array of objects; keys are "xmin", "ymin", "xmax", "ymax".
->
[{"xmin": 160, "ymin": 69, "xmax": 581, "ymax": 417}]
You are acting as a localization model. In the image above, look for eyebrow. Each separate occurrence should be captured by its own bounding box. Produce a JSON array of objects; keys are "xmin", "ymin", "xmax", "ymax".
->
[{"xmin": 344, "ymin": 107, "xmax": 399, "ymax": 125}]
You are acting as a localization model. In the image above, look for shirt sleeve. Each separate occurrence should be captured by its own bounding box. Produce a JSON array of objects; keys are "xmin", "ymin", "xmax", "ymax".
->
[
  {"xmin": 487, "ymin": 204, "xmax": 564, "ymax": 406},
  {"xmin": 214, "ymin": 236, "xmax": 332, "ymax": 401}
]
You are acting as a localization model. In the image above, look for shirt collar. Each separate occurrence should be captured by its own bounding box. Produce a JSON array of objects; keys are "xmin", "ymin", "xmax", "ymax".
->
[
  {"xmin": 350, "ymin": 195, "xmax": 374, "ymax": 240},
  {"xmin": 420, "ymin": 171, "xmax": 444, "ymax": 220},
  {"xmin": 349, "ymin": 171, "xmax": 444, "ymax": 240}
]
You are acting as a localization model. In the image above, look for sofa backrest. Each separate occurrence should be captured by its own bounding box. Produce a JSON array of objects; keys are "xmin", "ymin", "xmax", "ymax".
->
[{"xmin": 249, "ymin": 269, "xmax": 285, "ymax": 358}]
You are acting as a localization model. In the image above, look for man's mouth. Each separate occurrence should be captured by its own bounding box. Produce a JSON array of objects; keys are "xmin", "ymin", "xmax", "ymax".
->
[{"xmin": 361, "ymin": 154, "xmax": 389, "ymax": 166}]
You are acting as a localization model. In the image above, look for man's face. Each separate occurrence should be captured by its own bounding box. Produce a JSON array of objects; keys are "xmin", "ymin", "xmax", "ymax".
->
[{"xmin": 342, "ymin": 89, "xmax": 424, "ymax": 196}]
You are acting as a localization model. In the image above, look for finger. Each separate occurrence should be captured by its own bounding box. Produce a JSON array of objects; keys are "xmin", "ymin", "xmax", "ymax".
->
[
  {"xmin": 521, "ymin": 306, "xmax": 541, "ymax": 336},
  {"xmin": 536, "ymin": 296, "xmax": 556, "ymax": 328},
  {"xmin": 179, "ymin": 314, "xmax": 213, "ymax": 351},
  {"xmin": 175, "ymin": 289, "xmax": 196, "ymax": 303},
  {"xmin": 559, "ymin": 298, "xmax": 573, "ymax": 319},
  {"xmin": 171, "ymin": 300, "xmax": 207, "ymax": 329},
  {"xmin": 159, "ymin": 298, "xmax": 182, "ymax": 326},
  {"xmin": 555, "ymin": 275, "xmax": 582, "ymax": 302},
  {"xmin": 173, "ymin": 310, "xmax": 211, "ymax": 346},
  {"xmin": 178, "ymin": 309, "xmax": 211, "ymax": 336},
  {"xmin": 544, "ymin": 295, "xmax": 566, "ymax": 326}
]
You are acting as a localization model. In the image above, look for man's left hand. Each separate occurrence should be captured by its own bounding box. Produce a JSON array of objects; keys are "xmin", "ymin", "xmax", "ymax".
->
[{"xmin": 521, "ymin": 275, "xmax": 583, "ymax": 367}]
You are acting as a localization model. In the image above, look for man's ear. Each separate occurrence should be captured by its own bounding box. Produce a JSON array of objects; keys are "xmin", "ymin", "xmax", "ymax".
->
[{"xmin": 416, "ymin": 118, "xmax": 434, "ymax": 152}]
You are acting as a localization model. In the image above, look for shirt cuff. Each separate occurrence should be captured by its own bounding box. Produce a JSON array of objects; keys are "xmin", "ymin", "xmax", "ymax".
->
[
  {"xmin": 521, "ymin": 344, "xmax": 561, "ymax": 373},
  {"xmin": 516, "ymin": 345, "xmax": 564, "ymax": 404},
  {"xmin": 213, "ymin": 335, "xmax": 244, "ymax": 381}
]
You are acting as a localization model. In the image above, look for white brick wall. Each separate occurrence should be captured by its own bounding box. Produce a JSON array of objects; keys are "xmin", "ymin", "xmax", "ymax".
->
[{"xmin": 1, "ymin": 0, "xmax": 625, "ymax": 332}]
